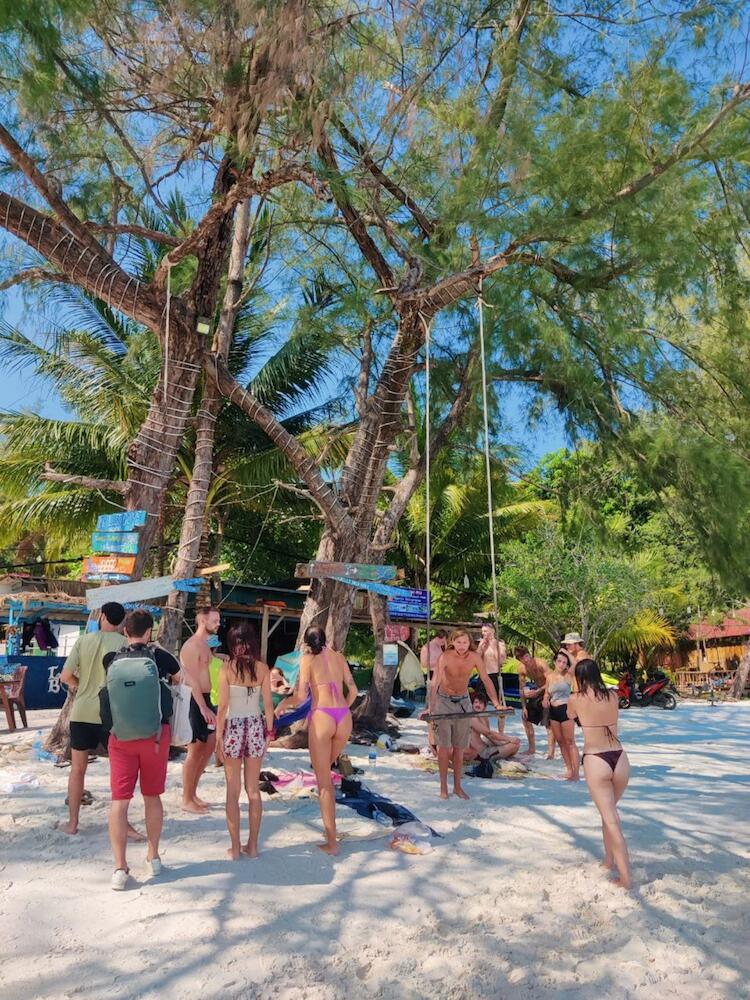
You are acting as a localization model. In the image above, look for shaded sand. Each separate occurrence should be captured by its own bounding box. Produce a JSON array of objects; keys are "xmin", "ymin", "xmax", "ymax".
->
[{"xmin": 1, "ymin": 703, "xmax": 749, "ymax": 999}]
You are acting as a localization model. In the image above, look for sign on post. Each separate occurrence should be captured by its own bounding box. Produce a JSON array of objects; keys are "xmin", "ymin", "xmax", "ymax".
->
[
  {"xmin": 295, "ymin": 561, "xmax": 401, "ymax": 583},
  {"xmin": 96, "ymin": 510, "xmax": 147, "ymax": 532},
  {"xmin": 387, "ymin": 587, "xmax": 430, "ymax": 621},
  {"xmin": 83, "ymin": 555, "xmax": 136, "ymax": 579},
  {"xmin": 383, "ymin": 643, "xmax": 399, "ymax": 667},
  {"xmin": 91, "ymin": 531, "xmax": 141, "ymax": 555}
]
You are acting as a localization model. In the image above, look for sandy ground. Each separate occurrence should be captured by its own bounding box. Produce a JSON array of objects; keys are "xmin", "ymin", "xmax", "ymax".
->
[{"xmin": 1, "ymin": 702, "xmax": 749, "ymax": 1000}]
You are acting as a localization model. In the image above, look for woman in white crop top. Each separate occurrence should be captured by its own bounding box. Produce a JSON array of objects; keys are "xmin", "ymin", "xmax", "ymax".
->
[{"xmin": 216, "ymin": 623, "xmax": 274, "ymax": 860}]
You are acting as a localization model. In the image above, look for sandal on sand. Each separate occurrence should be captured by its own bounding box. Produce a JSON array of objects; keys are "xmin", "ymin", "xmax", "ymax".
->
[{"xmin": 65, "ymin": 791, "xmax": 94, "ymax": 806}]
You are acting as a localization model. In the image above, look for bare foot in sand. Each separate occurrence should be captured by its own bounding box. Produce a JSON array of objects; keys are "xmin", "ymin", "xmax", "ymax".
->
[
  {"xmin": 439, "ymin": 789, "xmax": 450, "ymax": 800},
  {"xmin": 318, "ymin": 841, "xmax": 339, "ymax": 856},
  {"xmin": 195, "ymin": 796, "xmax": 211, "ymax": 808},
  {"xmin": 612, "ymin": 877, "xmax": 631, "ymax": 890},
  {"xmin": 227, "ymin": 848, "xmax": 241, "ymax": 861},
  {"xmin": 127, "ymin": 825, "xmax": 146, "ymax": 842},
  {"xmin": 59, "ymin": 820, "xmax": 78, "ymax": 835},
  {"xmin": 241, "ymin": 845, "xmax": 259, "ymax": 859},
  {"xmin": 182, "ymin": 800, "xmax": 209, "ymax": 814},
  {"xmin": 545, "ymin": 752, "xmax": 555, "ymax": 760},
  {"xmin": 454, "ymin": 788, "xmax": 470, "ymax": 800}
]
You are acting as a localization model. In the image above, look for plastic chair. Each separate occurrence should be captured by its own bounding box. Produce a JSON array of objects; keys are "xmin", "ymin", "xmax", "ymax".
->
[{"xmin": 1, "ymin": 665, "xmax": 28, "ymax": 730}]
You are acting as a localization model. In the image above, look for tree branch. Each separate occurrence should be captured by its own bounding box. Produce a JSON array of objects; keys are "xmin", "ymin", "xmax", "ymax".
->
[
  {"xmin": 317, "ymin": 134, "xmax": 395, "ymax": 290},
  {"xmin": 0, "ymin": 123, "xmax": 105, "ymax": 259},
  {"xmin": 154, "ymin": 162, "xmax": 327, "ymax": 286},
  {"xmin": 0, "ymin": 267, "xmax": 72, "ymax": 292},
  {"xmin": 0, "ymin": 192, "xmax": 164, "ymax": 331},
  {"xmin": 89, "ymin": 223, "xmax": 181, "ymax": 247},
  {"xmin": 333, "ymin": 117, "xmax": 434, "ymax": 238},
  {"xmin": 41, "ymin": 464, "xmax": 128, "ymax": 494}
]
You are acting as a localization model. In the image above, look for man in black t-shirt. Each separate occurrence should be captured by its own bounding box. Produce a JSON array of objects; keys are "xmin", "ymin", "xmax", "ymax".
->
[{"xmin": 103, "ymin": 610, "xmax": 181, "ymax": 891}]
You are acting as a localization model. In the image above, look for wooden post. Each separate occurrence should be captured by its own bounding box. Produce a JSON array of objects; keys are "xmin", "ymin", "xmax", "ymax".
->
[{"xmin": 260, "ymin": 604, "xmax": 270, "ymax": 662}]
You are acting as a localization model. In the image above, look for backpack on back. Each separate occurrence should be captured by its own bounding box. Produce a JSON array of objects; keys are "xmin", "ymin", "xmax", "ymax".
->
[{"xmin": 101, "ymin": 648, "xmax": 171, "ymax": 742}]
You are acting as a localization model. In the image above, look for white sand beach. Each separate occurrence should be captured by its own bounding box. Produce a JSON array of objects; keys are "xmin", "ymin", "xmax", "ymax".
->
[{"xmin": 1, "ymin": 702, "xmax": 749, "ymax": 1000}]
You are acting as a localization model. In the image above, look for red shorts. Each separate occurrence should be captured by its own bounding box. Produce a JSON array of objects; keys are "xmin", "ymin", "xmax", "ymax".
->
[{"xmin": 109, "ymin": 725, "xmax": 170, "ymax": 801}]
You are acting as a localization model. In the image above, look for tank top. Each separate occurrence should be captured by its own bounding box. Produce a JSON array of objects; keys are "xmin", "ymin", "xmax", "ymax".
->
[
  {"xmin": 227, "ymin": 684, "xmax": 261, "ymax": 719},
  {"xmin": 548, "ymin": 677, "xmax": 572, "ymax": 705}
]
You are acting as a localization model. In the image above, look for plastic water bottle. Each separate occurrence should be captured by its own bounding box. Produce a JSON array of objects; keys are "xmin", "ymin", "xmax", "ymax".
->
[
  {"xmin": 33, "ymin": 730, "xmax": 56, "ymax": 763},
  {"xmin": 372, "ymin": 807, "xmax": 392, "ymax": 827},
  {"xmin": 368, "ymin": 750, "xmax": 377, "ymax": 773}
]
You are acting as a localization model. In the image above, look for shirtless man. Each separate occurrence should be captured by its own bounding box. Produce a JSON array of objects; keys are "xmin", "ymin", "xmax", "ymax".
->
[
  {"xmin": 429, "ymin": 629, "xmax": 502, "ymax": 800},
  {"xmin": 514, "ymin": 646, "xmax": 551, "ymax": 756},
  {"xmin": 464, "ymin": 689, "xmax": 520, "ymax": 762},
  {"xmin": 477, "ymin": 623, "xmax": 507, "ymax": 733},
  {"xmin": 561, "ymin": 631, "xmax": 590, "ymax": 664},
  {"xmin": 181, "ymin": 607, "xmax": 222, "ymax": 813}
]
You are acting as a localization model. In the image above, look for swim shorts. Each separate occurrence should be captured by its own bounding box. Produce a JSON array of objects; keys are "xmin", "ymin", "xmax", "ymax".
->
[
  {"xmin": 434, "ymin": 691, "xmax": 472, "ymax": 749},
  {"xmin": 108, "ymin": 725, "xmax": 170, "ymax": 800},
  {"xmin": 70, "ymin": 721, "xmax": 106, "ymax": 753},
  {"xmin": 189, "ymin": 692, "xmax": 217, "ymax": 743}
]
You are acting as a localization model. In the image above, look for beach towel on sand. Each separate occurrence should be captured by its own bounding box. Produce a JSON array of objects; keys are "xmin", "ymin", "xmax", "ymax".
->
[{"xmin": 336, "ymin": 787, "xmax": 441, "ymax": 836}]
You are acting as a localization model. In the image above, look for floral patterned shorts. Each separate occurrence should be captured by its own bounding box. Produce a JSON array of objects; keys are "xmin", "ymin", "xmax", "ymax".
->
[{"xmin": 223, "ymin": 716, "xmax": 267, "ymax": 759}]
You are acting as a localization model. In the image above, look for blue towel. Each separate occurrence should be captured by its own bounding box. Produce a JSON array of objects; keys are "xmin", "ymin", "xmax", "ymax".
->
[
  {"xmin": 274, "ymin": 695, "xmax": 312, "ymax": 730},
  {"xmin": 336, "ymin": 787, "xmax": 441, "ymax": 836}
]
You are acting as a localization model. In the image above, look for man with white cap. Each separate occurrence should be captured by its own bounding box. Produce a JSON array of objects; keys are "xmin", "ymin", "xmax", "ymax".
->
[{"xmin": 561, "ymin": 632, "xmax": 590, "ymax": 663}]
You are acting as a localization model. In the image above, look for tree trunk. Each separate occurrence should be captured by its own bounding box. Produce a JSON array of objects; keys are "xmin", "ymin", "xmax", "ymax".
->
[
  {"xmin": 158, "ymin": 200, "xmax": 252, "ymax": 650},
  {"xmin": 730, "ymin": 648, "xmax": 750, "ymax": 699},
  {"xmin": 44, "ymin": 690, "xmax": 75, "ymax": 759},
  {"xmin": 354, "ymin": 593, "xmax": 391, "ymax": 727}
]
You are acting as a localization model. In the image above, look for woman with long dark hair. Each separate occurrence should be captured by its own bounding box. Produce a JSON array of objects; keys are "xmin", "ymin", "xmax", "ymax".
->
[
  {"xmin": 282, "ymin": 625, "xmax": 358, "ymax": 855},
  {"xmin": 215, "ymin": 623, "xmax": 274, "ymax": 860},
  {"xmin": 567, "ymin": 658, "xmax": 631, "ymax": 889}
]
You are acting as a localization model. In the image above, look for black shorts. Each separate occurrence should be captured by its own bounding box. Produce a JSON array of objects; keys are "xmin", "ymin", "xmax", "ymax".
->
[
  {"xmin": 486, "ymin": 673, "xmax": 500, "ymax": 696},
  {"xmin": 189, "ymin": 693, "xmax": 216, "ymax": 744},
  {"xmin": 524, "ymin": 696, "xmax": 545, "ymax": 726},
  {"xmin": 548, "ymin": 703, "xmax": 569, "ymax": 724},
  {"xmin": 70, "ymin": 721, "xmax": 106, "ymax": 753}
]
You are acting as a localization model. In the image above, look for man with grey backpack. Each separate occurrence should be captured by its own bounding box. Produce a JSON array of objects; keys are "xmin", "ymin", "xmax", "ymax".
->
[{"xmin": 100, "ymin": 610, "xmax": 180, "ymax": 890}]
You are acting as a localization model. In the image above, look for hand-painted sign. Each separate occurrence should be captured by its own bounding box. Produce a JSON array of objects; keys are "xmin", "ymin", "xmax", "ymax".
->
[
  {"xmin": 83, "ymin": 555, "xmax": 136, "ymax": 578},
  {"xmin": 387, "ymin": 588, "xmax": 430, "ymax": 621},
  {"xmin": 91, "ymin": 531, "xmax": 141, "ymax": 555},
  {"xmin": 330, "ymin": 576, "xmax": 411, "ymax": 599},
  {"xmin": 86, "ymin": 574, "xmax": 176, "ymax": 608},
  {"xmin": 96, "ymin": 510, "xmax": 148, "ymax": 532},
  {"xmin": 295, "ymin": 562, "xmax": 400, "ymax": 582}
]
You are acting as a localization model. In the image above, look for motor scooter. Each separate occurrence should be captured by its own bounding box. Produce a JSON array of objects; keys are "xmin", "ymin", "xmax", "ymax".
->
[{"xmin": 617, "ymin": 670, "xmax": 677, "ymax": 710}]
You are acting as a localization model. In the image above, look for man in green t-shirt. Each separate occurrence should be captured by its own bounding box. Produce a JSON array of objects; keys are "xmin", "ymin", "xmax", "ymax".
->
[{"xmin": 59, "ymin": 602, "xmax": 125, "ymax": 835}]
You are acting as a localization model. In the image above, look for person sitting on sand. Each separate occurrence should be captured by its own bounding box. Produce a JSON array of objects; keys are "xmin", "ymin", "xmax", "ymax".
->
[
  {"xmin": 215, "ymin": 623, "xmax": 274, "ymax": 861},
  {"xmin": 429, "ymin": 629, "xmax": 503, "ymax": 800},
  {"xmin": 281, "ymin": 626, "xmax": 358, "ymax": 855},
  {"xmin": 270, "ymin": 665, "xmax": 292, "ymax": 707},
  {"xmin": 543, "ymin": 649, "xmax": 580, "ymax": 781},
  {"xmin": 464, "ymin": 689, "xmax": 521, "ymax": 763},
  {"xmin": 567, "ymin": 658, "xmax": 631, "ymax": 889}
]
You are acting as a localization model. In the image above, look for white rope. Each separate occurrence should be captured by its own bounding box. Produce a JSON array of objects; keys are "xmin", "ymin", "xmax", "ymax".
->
[{"xmin": 477, "ymin": 279, "xmax": 506, "ymax": 708}]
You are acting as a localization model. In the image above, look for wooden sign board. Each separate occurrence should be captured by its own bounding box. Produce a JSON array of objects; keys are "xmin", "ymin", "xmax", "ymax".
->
[
  {"xmin": 86, "ymin": 574, "xmax": 176, "ymax": 609},
  {"xmin": 83, "ymin": 555, "xmax": 136, "ymax": 578},
  {"xmin": 91, "ymin": 531, "xmax": 141, "ymax": 555},
  {"xmin": 387, "ymin": 588, "xmax": 430, "ymax": 621},
  {"xmin": 96, "ymin": 510, "xmax": 147, "ymax": 532},
  {"xmin": 295, "ymin": 562, "xmax": 401, "ymax": 583}
]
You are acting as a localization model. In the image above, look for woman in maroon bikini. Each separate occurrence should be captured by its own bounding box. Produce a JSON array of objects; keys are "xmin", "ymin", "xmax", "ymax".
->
[
  {"xmin": 567, "ymin": 658, "xmax": 631, "ymax": 889},
  {"xmin": 286, "ymin": 625, "xmax": 358, "ymax": 855}
]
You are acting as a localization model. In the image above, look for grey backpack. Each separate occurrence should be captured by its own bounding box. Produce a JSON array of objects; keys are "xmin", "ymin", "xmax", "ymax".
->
[{"xmin": 103, "ymin": 651, "xmax": 169, "ymax": 742}]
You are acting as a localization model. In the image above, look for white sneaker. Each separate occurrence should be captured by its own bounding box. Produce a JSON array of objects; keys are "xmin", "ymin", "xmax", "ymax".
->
[
  {"xmin": 111, "ymin": 868, "xmax": 130, "ymax": 891},
  {"xmin": 147, "ymin": 857, "xmax": 163, "ymax": 877}
]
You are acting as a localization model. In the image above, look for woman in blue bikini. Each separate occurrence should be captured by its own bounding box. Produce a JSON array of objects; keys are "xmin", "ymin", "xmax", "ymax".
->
[
  {"xmin": 286, "ymin": 625, "xmax": 358, "ymax": 855},
  {"xmin": 567, "ymin": 658, "xmax": 631, "ymax": 889}
]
